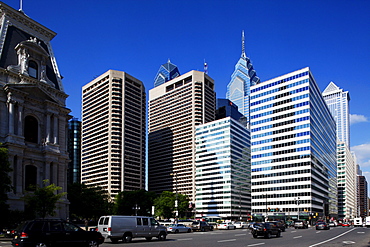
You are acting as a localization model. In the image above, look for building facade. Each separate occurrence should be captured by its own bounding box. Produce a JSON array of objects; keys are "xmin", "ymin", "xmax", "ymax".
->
[
  {"xmin": 0, "ymin": 2, "xmax": 70, "ymax": 218},
  {"xmin": 337, "ymin": 142, "xmax": 357, "ymax": 219},
  {"xmin": 250, "ymin": 67, "xmax": 337, "ymax": 220},
  {"xmin": 148, "ymin": 70, "xmax": 216, "ymax": 201},
  {"xmin": 153, "ymin": 59, "xmax": 180, "ymax": 87},
  {"xmin": 81, "ymin": 70, "xmax": 146, "ymax": 199},
  {"xmin": 322, "ymin": 81, "xmax": 350, "ymax": 146},
  {"xmin": 226, "ymin": 31, "xmax": 260, "ymax": 121},
  {"xmin": 67, "ymin": 118, "xmax": 81, "ymax": 184},
  {"xmin": 358, "ymin": 175, "xmax": 368, "ymax": 218},
  {"xmin": 195, "ymin": 117, "xmax": 251, "ymax": 220}
]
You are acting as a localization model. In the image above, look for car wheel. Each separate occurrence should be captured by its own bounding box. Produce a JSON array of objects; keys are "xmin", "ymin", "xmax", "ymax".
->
[
  {"xmin": 145, "ymin": 237, "xmax": 152, "ymax": 241},
  {"xmin": 87, "ymin": 240, "xmax": 99, "ymax": 247},
  {"xmin": 158, "ymin": 232, "xmax": 166, "ymax": 241},
  {"xmin": 276, "ymin": 231, "xmax": 281, "ymax": 238},
  {"xmin": 123, "ymin": 233, "xmax": 132, "ymax": 243},
  {"xmin": 264, "ymin": 232, "xmax": 271, "ymax": 239},
  {"xmin": 175, "ymin": 229, "xmax": 179, "ymax": 233},
  {"xmin": 187, "ymin": 229, "xmax": 191, "ymax": 233},
  {"xmin": 36, "ymin": 243, "xmax": 47, "ymax": 247},
  {"xmin": 201, "ymin": 227, "xmax": 205, "ymax": 232},
  {"xmin": 253, "ymin": 233, "xmax": 258, "ymax": 238}
]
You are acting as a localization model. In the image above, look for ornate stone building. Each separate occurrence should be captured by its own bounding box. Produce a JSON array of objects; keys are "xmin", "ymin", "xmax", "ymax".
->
[{"xmin": 0, "ymin": 2, "xmax": 70, "ymax": 218}]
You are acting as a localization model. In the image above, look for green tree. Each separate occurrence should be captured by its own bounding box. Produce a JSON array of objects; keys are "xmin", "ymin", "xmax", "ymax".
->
[
  {"xmin": 153, "ymin": 191, "xmax": 189, "ymax": 219},
  {"xmin": 24, "ymin": 180, "xmax": 66, "ymax": 218},
  {"xmin": 0, "ymin": 143, "xmax": 12, "ymax": 229},
  {"xmin": 67, "ymin": 183, "xmax": 113, "ymax": 221},
  {"xmin": 113, "ymin": 190, "xmax": 156, "ymax": 216}
]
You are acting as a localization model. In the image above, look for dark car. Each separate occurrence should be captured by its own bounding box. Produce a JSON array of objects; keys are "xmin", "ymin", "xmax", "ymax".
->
[
  {"xmin": 191, "ymin": 221, "xmax": 213, "ymax": 232},
  {"xmin": 251, "ymin": 222, "xmax": 281, "ymax": 239},
  {"xmin": 11, "ymin": 219, "xmax": 104, "ymax": 247},
  {"xmin": 267, "ymin": 221, "xmax": 286, "ymax": 232},
  {"xmin": 315, "ymin": 221, "xmax": 330, "ymax": 230}
]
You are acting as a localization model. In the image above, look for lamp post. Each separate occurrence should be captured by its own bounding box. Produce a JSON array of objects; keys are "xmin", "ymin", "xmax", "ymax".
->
[
  {"xmin": 295, "ymin": 197, "xmax": 300, "ymax": 220},
  {"xmin": 170, "ymin": 173, "xmax": 178, "ymax": 219},
  {"xmin": 132, "ymin": 204, "xmax": 140, "ymax": 216}
]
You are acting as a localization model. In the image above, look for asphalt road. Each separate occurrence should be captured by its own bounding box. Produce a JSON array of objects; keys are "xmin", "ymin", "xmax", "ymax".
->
[{"xmin": 1, "ymin": 226, "xmax": 369, "ymax": 247}]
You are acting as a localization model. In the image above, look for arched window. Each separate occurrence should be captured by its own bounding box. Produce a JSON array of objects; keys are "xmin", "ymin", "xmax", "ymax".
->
[
  {"xmin": 24, "ymin": 116, "xmax": 38, "ymax": 143},
  {"xmin": 28, "ymin": 60, "xmax": 38, "ymax": 78},
  {"xmin": 25, "ymin": 165, "xmax": 37, "ymax": 191}
]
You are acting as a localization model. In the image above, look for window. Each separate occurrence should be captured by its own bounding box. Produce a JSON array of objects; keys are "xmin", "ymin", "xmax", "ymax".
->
[
  {"xmin": 25, "ymin": 165, "xmax": 37, "ymax": 191},
  {"xmin": 24, "ymin": 116, "xmax": 38, "ymax": 143},
  {"xmin": 28, "ymin": 60, "xmax": 38, "ymax": 78}
]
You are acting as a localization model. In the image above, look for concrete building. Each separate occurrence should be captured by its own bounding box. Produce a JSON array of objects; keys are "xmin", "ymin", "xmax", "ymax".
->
[
  {"xmin": 226, "ymin": 31, "xmax": 260, "ymax": 121},
  {"xmin": 81, "ymin": 70, "xmax": 146, "ymax": 199},
  {"xmin": 358, "ymin": 175, "xmax": 368, "ymax": 218},
  {"xmin": 250, "ymin": 67, "xmax": 337, "ymax": 220},
  {"xmin": 195, "ymin": 117, "xmax": 251, "ymax": 220},
  {"xmin": 0, "ymin": 2, "xmax": 70, "ymax": 218},
  {"xmin": 148, "ymin": 70, "xmax": 216, "ymax": 201},
  {"xmin": 337, "ymin": 142, "xmax": 357, "ymax": 219}
]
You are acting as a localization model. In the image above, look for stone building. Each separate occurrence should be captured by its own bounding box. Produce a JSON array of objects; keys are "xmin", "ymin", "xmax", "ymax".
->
[{"xmin": 0, "ymin": 2, "xmax": 70, "ymax": 218}]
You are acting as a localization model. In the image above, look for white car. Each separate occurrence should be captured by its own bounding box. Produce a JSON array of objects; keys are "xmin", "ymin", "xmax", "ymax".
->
[
  {"xmin": 217, "ymin": 222, "xmax": 236, "ymax": 230},
  {"xmin": 166, "ymin": 224, "xmax": 192, "ymax": 233},
  {"xmin": 234, "ymin": 221, "xmax": 248, "ymax": 229}
]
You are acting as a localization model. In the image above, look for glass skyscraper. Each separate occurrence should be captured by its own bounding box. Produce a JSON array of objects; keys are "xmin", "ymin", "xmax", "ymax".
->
[
  {"xmin": 68, "ymin": 118, "xmax": 82, "ymax": 184},
  {"xmin": 226, "ymin": 31, "xmax": 260, "ymax": 121},
  {"xmin": 250, "ymin": 67, "xmax": 337, "ymax": 220},
  {"xmin": 154, "ymin": 59, "xmax": 180, "ymax": 87}
]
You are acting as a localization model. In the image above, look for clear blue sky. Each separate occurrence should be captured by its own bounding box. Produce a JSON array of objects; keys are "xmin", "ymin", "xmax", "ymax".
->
[{"xmin": 6, "ymin": 0, "xmax": 370, "ymax": 183}]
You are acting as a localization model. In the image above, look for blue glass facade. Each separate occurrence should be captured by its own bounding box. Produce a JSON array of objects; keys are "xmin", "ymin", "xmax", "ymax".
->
[{"xmin": 154, "ymin": 59, "xmax": 180, "ymax": 87}]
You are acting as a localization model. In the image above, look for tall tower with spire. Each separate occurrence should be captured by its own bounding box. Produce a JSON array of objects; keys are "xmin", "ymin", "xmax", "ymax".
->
[
  {"xmin": 153, "ymin": 59, "xmax": 180, "ymax": 87},
  {"xmin": 226, "ymin": 31, "xmax": 260, "ymax": 123}
]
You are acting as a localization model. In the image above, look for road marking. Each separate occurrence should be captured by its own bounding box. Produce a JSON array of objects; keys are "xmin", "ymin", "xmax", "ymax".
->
[
  {"xmin": 293, "ymin": 236, "xmax": 302, "ymax": 239},
  {"xmin": 308, "ymin": 228, "xmax": 356, "ymax": 247},
  {"xmin": 343, "ymin": 241, "xmax": 356, "ymax": 244},
  {"xmin": 217, "ymin": 239, "xmax": 236, "ymax": 242},
  {"xmin": 357, "ymin": 232, "xmax": 365, "ymax": 234},
  {"xmin": 247, "ymin": 243, "xmax": 265, "ymax": 246},
  {"xmin": 235, "ymin": 233, "xmax": 247, "ymax": 236},
  {"xmin": 177, "ymin": 238, "xmax": 193, "ymax": 241}
]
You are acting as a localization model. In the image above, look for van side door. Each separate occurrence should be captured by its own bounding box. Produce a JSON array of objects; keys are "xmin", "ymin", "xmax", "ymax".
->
[{"xmin": 141, "ymin": 218, "xmax": 151, "ymax": 237}]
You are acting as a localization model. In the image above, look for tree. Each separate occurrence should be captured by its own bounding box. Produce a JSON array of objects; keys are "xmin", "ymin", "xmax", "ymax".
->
[
  {"xmin": 24, "ymin": 180, "xmax": 66, "ymax": 218},
  {"xmin": 67, "ymin": 183, "xmax": 113, "ymax": 221},
  {"xmin": 0, "ymin": 143, "xmax": 12, "ymax": 229},
  {"xmin": 113, "ymin": 190, "xmax": 157, "ymax": 216},
  {"xmin": 153, "ymin": 191, "xmax": 189, "ymax": 219}
]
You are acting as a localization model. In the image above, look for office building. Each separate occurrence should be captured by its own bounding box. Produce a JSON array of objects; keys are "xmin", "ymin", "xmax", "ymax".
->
[
  {"xmin": 153, "ymin": 59, "xmax": 180, "ymax": 87},
  {"xmin": 358, "ymin": 175, "xmax": 368, "ymax": 218},
  {"xmin": 148, "ymin": 70, "xmax": 216, "ymax": 201},
  {"xmin": 81, "ymin": 70, "xmax": 146, "ymax": 198},
  {"xmin": 0, "ymin": 2, "xmax": 70, "ymax": 218},
  {"xmin": 68, "ymin": 118, "xmax": 81, "ymax": 184},
  {"xmin": 322, "ymin": 81, "xmax": 350, "ymax": 146},
  {"xmin": 250, "ymin": 67, "xmax": 337, "ymax": 219},
  {"xmin": 195, "ymin": 117, "xmax": 251, "ymax": 220},
  {"xmin": 337, "ymin": 142, "xmax": 357, "ymax": 219},
  {"xmin": 226, "ymin": 31, "xmax": 260, "ymax": 121}
]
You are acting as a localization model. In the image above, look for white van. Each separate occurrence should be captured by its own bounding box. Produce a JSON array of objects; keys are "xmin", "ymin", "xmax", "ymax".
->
[
  {"xmin": 365, "ymin": 216, "xmax": 370, "ymax": 227},
  {"xmin": 98, "ymin": 215, "xmax": 167, "ymax": 243},
  {"xmin": 354, "ymin": 218, "xmax": 363, "ymax": 227}
]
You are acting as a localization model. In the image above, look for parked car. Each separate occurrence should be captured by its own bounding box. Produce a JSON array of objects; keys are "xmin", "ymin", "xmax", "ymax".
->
[
  {"xmin": 11, "ymin": 218, "xmax": 104, "ymax": 247},
  {"xmin": 328, "ymin": 221, "xmax": 337, "ymax": 227},
  {"xmin": 342, "ymin": 222, "xmax": 351, "ymax": 227},
  {"xmin": 251, "ymin": 222, "xmax": 281, "ymax": 239},
  {"xmin": 294, "ymin": 220, "xmax": 308, "ymax": 229},
  {"xmin": 166, "ymin": 224, "xmax": 191, "ymax": 233},
  {"xmin": 234, "ymin": 221, "xmax": 248, "ymax": 229},
  {"xmin": 191, "ymin": 221, "xmax": 213, "ymax": 232},
  {"xmin": 315, "ymin": 222, "xmax": 330, "ymax": 230},
  {"xmin": 217, "ymin": 222, "xmax": 236, "ymax": 230},
  {"xmin": 267, "ymin": 221, "xmax": 286, "ymax": 232}
]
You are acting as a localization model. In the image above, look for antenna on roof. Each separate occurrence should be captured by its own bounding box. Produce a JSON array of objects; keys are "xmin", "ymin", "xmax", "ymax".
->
[
  {"xmin": 204, "ymin": 59, "xmax": 208, "ymax": 74},
  {"xmin": 19, "ymin": 0, "xmax": 24, "ymax": 13},
  {"xmin": 242, "ymin": 30, "xmax": 246, "ymax": 58}
]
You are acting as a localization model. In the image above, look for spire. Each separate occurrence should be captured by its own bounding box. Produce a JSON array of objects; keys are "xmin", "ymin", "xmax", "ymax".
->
[{"xmin": 241, "ymin": 30, "xmax": 246, "ymax": 58}]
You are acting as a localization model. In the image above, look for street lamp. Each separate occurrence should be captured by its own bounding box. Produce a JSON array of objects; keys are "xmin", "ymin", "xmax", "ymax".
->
[
  {"xmin": 170, "ymin": 173, "xmax": 178, "ymax": 218},
  {"xmin": 295, "ymin": 197, "xmax": 300, "ymax": 220},
  {"xmin": 132, "ymin": 204, "xmax": 140, "ymax": 216}
]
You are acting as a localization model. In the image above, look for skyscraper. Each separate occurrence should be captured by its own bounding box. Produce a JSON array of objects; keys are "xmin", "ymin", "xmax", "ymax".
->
[
  {"xmin": 0, "ymin": 2, "xmax": 70, "ymax": 218},
  {"xmin": 322, "ymin": 81, "xmax": 350, "ymax": 146},
  {"xmin": 68, "ymin": 118, "xmax": 81, "ymax": 184},
  {"xmin": 81, "ymin": 70, "xmax": 146, "ymax": 198},
  {"xmin": 250, "ymin": 67, "xmax": 337, "ymax": 220},
  {"xmin": 153, "ymin": 59, "xmax": 180, "ymax": 87},
  {"xmin": 195, "ymin": 117, "xmax": 251, "ymax": 220},
  {"xmin": 226, "ymin": 31, "xmax": 260, "ymax": 121},
  {"xmin": 148, "ymin": 70, "xmax": 216, "ymax": 201}
]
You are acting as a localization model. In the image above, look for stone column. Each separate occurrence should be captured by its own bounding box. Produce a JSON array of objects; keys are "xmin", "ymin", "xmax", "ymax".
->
[
  {"xmin": 53, "ymin": 115, "xmax": 58, "ymax": 144},
  {"xmin": 46, "ymin": 114, "xmax": 51, "ymax": 143},
  {"xmin": 17, "ymin": 104, "xmax": 23, "ymax": 136},
  {"xmin": 7, "ymin": 93, "xmax": 14, "ymax": 134}
]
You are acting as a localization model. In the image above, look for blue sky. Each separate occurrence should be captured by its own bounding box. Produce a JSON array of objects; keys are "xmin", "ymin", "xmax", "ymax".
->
[{"xmin": 6, "ymin": 0, "xmax": 370, "ymax": 183}]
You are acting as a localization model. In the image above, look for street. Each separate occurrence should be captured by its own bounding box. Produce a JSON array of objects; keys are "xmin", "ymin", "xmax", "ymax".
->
[{"xmin": 1, "ymin": 226, "xmax": 369, "ymax": 247}]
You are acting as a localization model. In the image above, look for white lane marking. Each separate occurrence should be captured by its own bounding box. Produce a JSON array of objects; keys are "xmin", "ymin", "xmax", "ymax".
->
[
  {"xmin": 293, "ymin": 236, "xmax": 302, "ymax": 239},
  {"xmin": 308, "ymin": 228, "xmax": 356, "ymax": 247},
  {"xmin": 235, "ymin": 233, "xmax": 247, "ymax": 236},
  {"xmin": 247, "ymin": 243, "xmax": 265, "ymax": 246},
  {"xmin": 217, "ymin": 239, "xmax": 236, "ymax": 242},
  {"xmin": 177, "ymin": 238, "xmax": 193, "ymax": 241}
]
